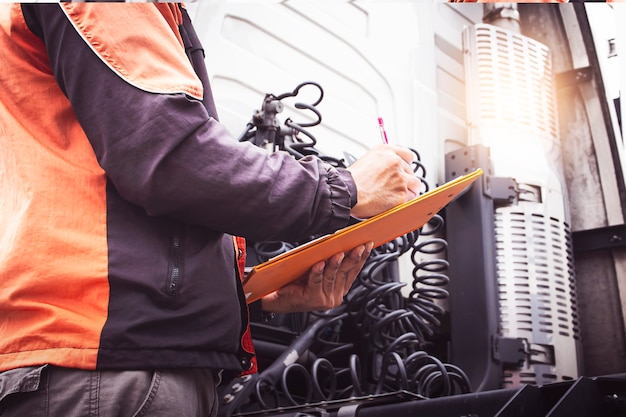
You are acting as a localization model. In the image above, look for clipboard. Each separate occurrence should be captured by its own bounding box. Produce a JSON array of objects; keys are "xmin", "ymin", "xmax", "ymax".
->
[{"xmin": 243, "ymin": 168, "xmax": 483, "ymax": 304}]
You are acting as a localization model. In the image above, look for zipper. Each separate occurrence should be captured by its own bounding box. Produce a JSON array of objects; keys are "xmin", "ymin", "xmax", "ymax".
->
[{"xmin": 167, "ymin": 233, "xmax": 182, "ymax": 295}]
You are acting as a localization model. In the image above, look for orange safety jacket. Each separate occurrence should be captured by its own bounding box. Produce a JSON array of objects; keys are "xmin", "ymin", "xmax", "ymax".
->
[{"xmin": 0, "ymin": 3, "xmax": 356, "ymax": 374}]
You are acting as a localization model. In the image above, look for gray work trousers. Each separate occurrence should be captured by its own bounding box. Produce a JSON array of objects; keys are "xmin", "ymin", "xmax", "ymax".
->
[{"xmin": 0, "ymin": 365, "xmax": 219, "ymax": 417}]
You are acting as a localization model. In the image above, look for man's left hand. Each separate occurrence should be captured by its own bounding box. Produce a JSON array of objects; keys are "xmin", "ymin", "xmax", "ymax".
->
[{"xmin": 260, "ymin": 242, "xmax": 374, "ymax": 313}]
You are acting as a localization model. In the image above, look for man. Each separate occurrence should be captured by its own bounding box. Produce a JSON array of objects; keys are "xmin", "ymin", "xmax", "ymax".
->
[{"xmin": 0, "ymin": 3, "xmax": 420, "ymax": 416}]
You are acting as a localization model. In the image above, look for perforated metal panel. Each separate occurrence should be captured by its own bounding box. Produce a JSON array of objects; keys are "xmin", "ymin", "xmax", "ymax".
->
[
  {"xmin": 463, "ymin": 23, "xmax": 581, "ymax": 387},
  {"xmin": 464, "ymin": 23, "xmax": 558, "ymax": 143},
  {"xmin": 495, "ymin": 207, "xmax": 579, "ymax": 386}
]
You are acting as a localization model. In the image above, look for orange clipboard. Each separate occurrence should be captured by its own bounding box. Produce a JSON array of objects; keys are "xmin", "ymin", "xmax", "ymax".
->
[{"xmin": 242, "ymin": 168, "xmax": 483, "ymax": 303}]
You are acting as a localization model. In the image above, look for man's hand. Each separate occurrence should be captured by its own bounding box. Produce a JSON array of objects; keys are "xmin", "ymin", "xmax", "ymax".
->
[
  {"xmin": 347, "ymin": 144, "xmax": 422, "ymax": 219},
  {"xmin": 260, "ymin": 242, "xmax": 374, "ymax": 314}
]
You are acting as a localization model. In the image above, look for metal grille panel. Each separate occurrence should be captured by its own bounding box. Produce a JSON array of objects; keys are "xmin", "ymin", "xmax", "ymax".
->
[
  {"xmin": 463, "ymin": 23, "xmax": 581, "ymax": 387},
  {"xmin": 495, "ymin": 205, "xmax": 579, "ymax": 386},
  {"xmin": 466, "ymin": 24, "xmax": 558, "ymax": 140}
]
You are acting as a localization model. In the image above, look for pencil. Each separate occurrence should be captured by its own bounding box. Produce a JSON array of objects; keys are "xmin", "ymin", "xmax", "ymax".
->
[{"xmin": 377, "ymin": 117, "xmax": 389, "ymax": 144}]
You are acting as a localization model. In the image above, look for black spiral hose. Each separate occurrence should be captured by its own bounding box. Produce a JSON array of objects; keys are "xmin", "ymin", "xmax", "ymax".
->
[
  {"xmin": 220, "ymin": 83, "xmax": 472, "ymax": 417},
  {"xmin": 230, "ymin": 212, "xmax": 471, "ymax": 414}
]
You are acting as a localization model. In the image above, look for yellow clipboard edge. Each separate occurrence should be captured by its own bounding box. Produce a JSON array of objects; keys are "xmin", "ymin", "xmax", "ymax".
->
[{"xmin": 243, "ymin": 168, "xmax": 483, "ymax": 303}]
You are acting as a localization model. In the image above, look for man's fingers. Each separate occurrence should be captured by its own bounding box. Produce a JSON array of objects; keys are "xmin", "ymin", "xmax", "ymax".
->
[
  {"xmin": 322, "ymin": 253, "xmax": 343, "ymax": 296},
  {"xmin": 308, "ymin": 261, "xmax": 325, "ymax": 286},
  {"xmin": 341, "ymin": 245, "xmax": 366, "ymax": 275},
  {"xmin": 336, "ymin": 242, "xmax": 373, "ymax": 294},
  {"xmin": 303, "ymin": 242, "xmax": 374, "ymax": 310},
  {"xmin": 387, "ymin": 144, "xmax": 416, "ymax": 165},
  {"xmin": 406, "ymin": 175, "xmax": 422, "ymax": 200}
]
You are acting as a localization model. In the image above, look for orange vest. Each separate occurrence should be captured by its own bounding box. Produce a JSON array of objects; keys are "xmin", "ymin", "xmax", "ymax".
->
[{"xmin": 0, "ymin": 2, "xmax": 255, "ymax": 373}]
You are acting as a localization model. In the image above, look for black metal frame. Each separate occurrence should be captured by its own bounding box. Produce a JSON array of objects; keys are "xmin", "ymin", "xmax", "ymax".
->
[
  {"xmin": 444, "ymin": 144, "xmax": 520, "ymax": 392},
  {"xmin": 222, "ymin": 374, "xmax": 626, "ymax": 417}
]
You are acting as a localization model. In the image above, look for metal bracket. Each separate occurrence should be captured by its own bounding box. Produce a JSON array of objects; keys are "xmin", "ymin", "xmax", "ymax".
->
[
  {"xmin": 572, "ymin": 224, "xmax": 626, "ymax": 252},
  {"xmin": 493, "ymin": 337, "xmax": 556, "ymax": 368},
  {"xmin": 484, "ymin": 176, "xmax": 519, "ymax": 205},
  {"xmin": 555, "ymin": 66, "xmax": 593, "ymax": 89},
  {"xmin": 493, "ymin": 337, "xmax": 526, "ymax": 367},
  {"xmin": 445, "ymin": 144, "xmax": 519, "ymax": 207},
  {"xmin": 528, "ymin": 343, "xmax": 555, "ymax": 366}
]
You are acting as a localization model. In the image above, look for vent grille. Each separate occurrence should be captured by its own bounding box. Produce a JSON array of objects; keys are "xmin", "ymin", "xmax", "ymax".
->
[
  {"xmin": 496, "ymin": 208, "xmax": 579, "ymax": 340},
  {"xmin": 467, "ymin": 24, "xmax": 558, "ymax": 140},
  {"xmin": 462, "ymin": 21, "xmax": 581, "ymax": 387},
  {"xmin": 464, "ymin": 22, "xmax": 579, "ymax": 388},
  {"xmin": 495, "ymin": 205, "xmax": 579, "ymax": 387}
]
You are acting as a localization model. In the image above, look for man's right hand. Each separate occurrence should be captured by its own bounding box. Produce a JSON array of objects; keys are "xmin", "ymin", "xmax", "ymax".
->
[{"xmin": 346, "ymin": 144, "xmax": 422, "ymax": 219}]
